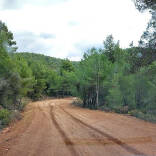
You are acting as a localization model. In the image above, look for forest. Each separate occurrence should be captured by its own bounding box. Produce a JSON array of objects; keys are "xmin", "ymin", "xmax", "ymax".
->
[{"xmin": 0, "ymin": 0, "xmax": 156, "ymax": 128}]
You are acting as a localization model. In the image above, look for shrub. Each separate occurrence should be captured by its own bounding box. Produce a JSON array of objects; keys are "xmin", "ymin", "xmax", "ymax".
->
[
  {"xmin": 128, "ymin": 109, "xmax": 156, "ymax": 123},
  {"xmin": 0, "ymin": 109, "xmax": 10, "ymax": 126}
]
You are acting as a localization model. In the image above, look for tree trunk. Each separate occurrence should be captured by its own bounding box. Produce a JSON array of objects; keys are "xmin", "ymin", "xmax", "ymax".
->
[{"xmin": 96, "ymin": 71, "xmax": 100, "ymax": 109}]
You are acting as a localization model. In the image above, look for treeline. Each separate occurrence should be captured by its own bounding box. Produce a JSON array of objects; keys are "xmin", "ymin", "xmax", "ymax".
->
[
  {"xmin": 12, "ymin": 52, "xmax": 75, "ymax": 100},
  {"xmin": 72, "ymin": 36, "xmax": 156, "ymax": 122},
  {"xmin": 0, "ymin": 23, "xmax": 156, "ymax": 125}
]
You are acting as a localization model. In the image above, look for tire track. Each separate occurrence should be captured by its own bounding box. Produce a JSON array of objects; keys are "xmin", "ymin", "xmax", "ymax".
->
[
  {"xmin": 59, "ymin": 106, "xmax": 152, "ymax": 145},
  {"xmin": 32, "ymin": 104, "xmax": 51, "ymax": 156},
  {"xmin": 49, "ymin": 105, "xmax": 78, "ymax": 156},
  {"xmin": 60, "ymin": 107, "xmax": 147, "ymax": 156}
]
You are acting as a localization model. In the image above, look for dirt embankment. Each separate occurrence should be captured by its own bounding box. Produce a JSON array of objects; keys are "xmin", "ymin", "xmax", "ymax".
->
[{"xmin": 0, "ymin": 98, "xmax": 156, "ymax": 156}]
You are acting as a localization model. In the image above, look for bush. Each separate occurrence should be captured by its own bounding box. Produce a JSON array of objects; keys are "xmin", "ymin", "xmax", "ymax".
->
[
  {"xmin": 128, "ymin": 110, "xmax": 156, "ymax": 123},
  {"xmin": 0, "ymin": 109, "xmax": 10, "ymax": 126}
]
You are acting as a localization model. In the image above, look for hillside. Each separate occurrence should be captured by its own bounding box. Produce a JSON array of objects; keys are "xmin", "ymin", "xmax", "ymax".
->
[{"xmin": 12, "ymin": 52, "xmax": 78, "ymax": 72}]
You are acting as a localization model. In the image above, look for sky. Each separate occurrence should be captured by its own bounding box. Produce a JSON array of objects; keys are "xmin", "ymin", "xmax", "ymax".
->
[{"xmin": 0, "ymin": 0, "xmax": 151, "ymax": 61}]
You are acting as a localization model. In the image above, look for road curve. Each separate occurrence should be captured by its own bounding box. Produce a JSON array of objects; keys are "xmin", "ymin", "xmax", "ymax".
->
[{"xmin": 0, "ymin": 98, "xmax": 156, "ymax": 156}]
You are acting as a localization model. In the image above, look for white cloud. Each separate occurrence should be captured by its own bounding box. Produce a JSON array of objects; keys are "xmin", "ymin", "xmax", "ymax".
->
[{"xmin": 0, "ymin": 0, "xmax": 151, "ymax": 60}]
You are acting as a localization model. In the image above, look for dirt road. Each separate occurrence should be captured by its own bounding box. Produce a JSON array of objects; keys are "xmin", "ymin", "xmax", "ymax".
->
[{"xmin": 0, "ymin": 98, "xmax": 156, "ymax": 156}]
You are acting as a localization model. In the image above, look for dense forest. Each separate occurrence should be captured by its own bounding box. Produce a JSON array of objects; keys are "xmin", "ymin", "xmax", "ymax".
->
[{"xmin": 0, "ymin": 0, "xmax": 156, "ymax": 128}]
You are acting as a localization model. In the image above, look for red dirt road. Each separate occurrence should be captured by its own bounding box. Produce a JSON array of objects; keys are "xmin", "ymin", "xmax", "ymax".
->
[{"xmin": 0, "ymin": 98, "xmax": 156, "ymax": 156}]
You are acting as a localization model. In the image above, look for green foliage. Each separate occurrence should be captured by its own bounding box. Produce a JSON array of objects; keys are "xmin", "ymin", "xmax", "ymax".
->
[
  {"xmin": 129, "ymin": 110, "xmax": 156, "ymax": 123},
  {"xmin": 0, "ymin": 21, "xmax": 16, "ymax": 47},
  {"xmin": 30, "ymin": 79, "xmax": 46, "ymax": 100},
  {"xmin": 0, "ymin": 109, "xmax": 10, "ymax": 126},
  {"xmin": 106, "ymin": 84, "xmax": 123, "ymax": 110},
  {"xmin": 61, "ymin": 59, "xmax": 75, "ymax": 73},
  {"xmin": 12, "ymin": 53, "xmax": 77, "ymax": 99},
  {"xmin": 134, "ymin": 0, "xmax": 156, "ymax": 62},
  {"xmin": 0, "ymin": 22, "xmax": 22, "ymax": 110},
  {"xmin": 14, "ymin": 52, "xmax": 63, "ymax": 72}
]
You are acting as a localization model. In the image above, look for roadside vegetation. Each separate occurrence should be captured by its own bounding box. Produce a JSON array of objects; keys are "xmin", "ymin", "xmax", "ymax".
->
[{"xmin": 0, "ymin": 0, "xmax": 156, "ymax": 128}]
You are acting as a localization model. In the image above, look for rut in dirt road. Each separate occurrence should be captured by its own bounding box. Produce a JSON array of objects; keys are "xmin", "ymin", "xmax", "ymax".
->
[
  {"xmin": 49, "ymin": 105, "xmax": 78, "ymax": 156},
  {"xmin": 60, "ymin": 106, "xmax": 147, "ymax": 156}
]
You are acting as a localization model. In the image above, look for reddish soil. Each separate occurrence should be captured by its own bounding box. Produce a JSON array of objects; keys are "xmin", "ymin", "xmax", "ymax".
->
[{"xmin": 0, "ymin": 98, "xmax": 156, "ymax": 156}]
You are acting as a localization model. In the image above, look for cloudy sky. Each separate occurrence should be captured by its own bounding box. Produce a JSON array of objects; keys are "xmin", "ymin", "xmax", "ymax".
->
[{"xmin": 0, "ymin": 0, "xmax": 151, "ymax": 61}]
